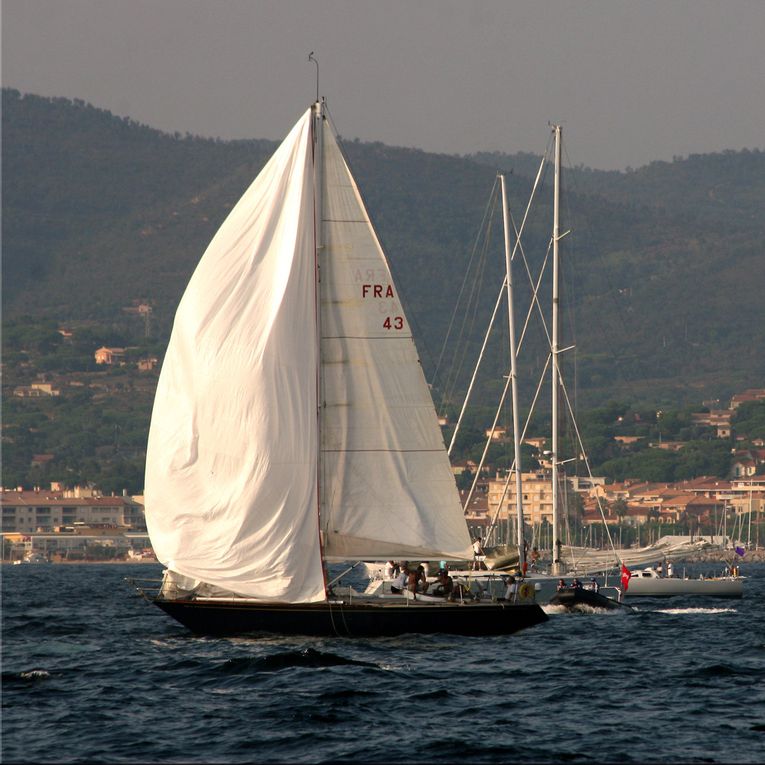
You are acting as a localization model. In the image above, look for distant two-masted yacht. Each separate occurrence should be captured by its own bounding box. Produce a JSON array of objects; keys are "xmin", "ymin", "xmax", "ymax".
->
[{"xmin": 139, "ymin": 99, "xmax": 548, "ymax": 637}]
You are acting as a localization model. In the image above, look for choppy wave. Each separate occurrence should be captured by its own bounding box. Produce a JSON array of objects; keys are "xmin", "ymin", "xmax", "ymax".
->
[
  {"xmin": 2, "ymin": 562, "xmax": 765, "ymax": 764},
  {"xmin": 217, "ymin": 648, "xmax": 380, "ymax": 673},
  {"xmin": 2, "ymin": 669, "xmax": 51, "ymax": 684}
]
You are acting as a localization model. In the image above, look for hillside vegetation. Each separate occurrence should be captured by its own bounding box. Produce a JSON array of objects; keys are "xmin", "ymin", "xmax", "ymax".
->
[
  {"xmin": 4, "ymin": 89, "xmax": 764, "ymax": 408},
  {"xmin": 2, "ymin": 90, "xmax": 764, "ymax": 490}
]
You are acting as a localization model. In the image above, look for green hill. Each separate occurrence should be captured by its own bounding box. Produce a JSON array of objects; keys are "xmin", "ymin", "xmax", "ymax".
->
[{"xmin": 3, "ymin": 88, "xmax": 764, "ymax": 411}]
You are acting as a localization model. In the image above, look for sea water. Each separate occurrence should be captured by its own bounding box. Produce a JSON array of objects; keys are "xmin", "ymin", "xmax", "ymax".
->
[{"xmin": 2, "ymin": 562, "xmax": 764, "ymax": 763}]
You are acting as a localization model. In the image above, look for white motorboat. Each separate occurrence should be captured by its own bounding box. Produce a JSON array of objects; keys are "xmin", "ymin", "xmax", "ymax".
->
[{"xmin": 624, "ymin": 567, "xmax": 744, "ymax": 598}]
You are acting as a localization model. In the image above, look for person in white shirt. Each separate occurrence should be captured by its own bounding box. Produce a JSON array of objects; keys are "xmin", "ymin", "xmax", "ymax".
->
[
  {"xmin": 472, "ymin": 537, "xmax": 486, "ymax": 570},
  {"xmin": 390, "ymin": 563, "xmax": 410, "ymax": 594}
]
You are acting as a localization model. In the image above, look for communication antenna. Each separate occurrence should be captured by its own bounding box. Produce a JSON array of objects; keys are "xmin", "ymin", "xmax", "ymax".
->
[{"xmin": 308, "ymin": 52, "xmax": 319, "ymax": 102}]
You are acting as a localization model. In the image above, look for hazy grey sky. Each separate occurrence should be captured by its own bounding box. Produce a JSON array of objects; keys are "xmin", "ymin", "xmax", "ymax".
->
[{"xmin": 3, "ymin": 0, "xmax": 764, "ymax": 170}]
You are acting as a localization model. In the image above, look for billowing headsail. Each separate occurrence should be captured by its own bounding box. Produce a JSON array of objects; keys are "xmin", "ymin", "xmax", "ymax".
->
[
  {"xmin": 145, "ymin": 110, "xmax": 326, "ymax": 602},
  {"xmin": 145, "ymin": 104, "xmax": 472, "ymax": 604},
  {"xmin": 318, "ymin": 116, "xmax": 472, "ymax": 561}
]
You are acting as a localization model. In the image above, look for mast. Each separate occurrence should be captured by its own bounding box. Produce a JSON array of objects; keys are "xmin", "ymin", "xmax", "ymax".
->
[
  {"xmin": 500, "ymin": 174, "xmax": 525, "ymax": 564},
  {"xmin": 313, "ymin": 97, "xmax": 326, "ymax": 575},
  {"xmin": 551, "ymin": 124, "xmax": 562, "ymax": 576}
]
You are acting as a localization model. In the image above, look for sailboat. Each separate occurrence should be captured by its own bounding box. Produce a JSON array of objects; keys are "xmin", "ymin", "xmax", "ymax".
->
[
  {"xmin": 437, "ymin": 126, "xmax": 631, "ymax": 606},
  {"xmin": 138, "ymin": 99, "xmax": 548, "ymax": 637},
  {"xmin": 471, "ymin": 127, "xmax": 727, "ymax": 604}
]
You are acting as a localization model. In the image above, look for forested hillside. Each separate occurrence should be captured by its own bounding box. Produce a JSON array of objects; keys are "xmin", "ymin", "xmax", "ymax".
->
[{"xmin": 3, "ymin": 88, "xmax": 764, "ymax": 411}]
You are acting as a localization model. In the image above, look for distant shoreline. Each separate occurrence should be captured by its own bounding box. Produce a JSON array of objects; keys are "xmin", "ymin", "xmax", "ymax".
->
[
  {"xmin": 3, "ymin": 558, "xmax": 160, "ymax": 565},
  {"xmin": 5, "ymin": 551, "xmax": 764, "ymax": 566}
]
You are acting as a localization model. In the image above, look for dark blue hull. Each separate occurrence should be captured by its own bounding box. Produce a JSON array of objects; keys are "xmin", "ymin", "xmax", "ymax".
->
[
  {"xmin": 549, "ymin": 587, "xmax": 632, "ymax": 611},
  {"xmin": 154, "ymin": 597, "xmax": 548, "ymax": 637}
]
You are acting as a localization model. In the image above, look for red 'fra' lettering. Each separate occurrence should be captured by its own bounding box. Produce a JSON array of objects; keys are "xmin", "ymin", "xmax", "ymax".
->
[{"xmin": 362, "ymin": 284, "xmax": 395, "ymax": 298}]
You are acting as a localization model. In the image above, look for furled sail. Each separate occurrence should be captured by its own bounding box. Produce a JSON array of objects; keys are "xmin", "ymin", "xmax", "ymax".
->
[
  {"xmin": 145, "ymin": 109, "xmax": 326, "ymax": 602},
  {"xmin": 318, "ymin": 116, "xmax": 472, "ymax": 561}
]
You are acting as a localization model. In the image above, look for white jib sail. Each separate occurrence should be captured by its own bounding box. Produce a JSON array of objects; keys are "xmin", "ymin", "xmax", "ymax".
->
[
  {"xmin": 145, "ymin": 109, "xmax": 327, "ymax": 602},
  {"xmin": 319, "ymin": 118, "xmax": 473, "ymax": 561}
]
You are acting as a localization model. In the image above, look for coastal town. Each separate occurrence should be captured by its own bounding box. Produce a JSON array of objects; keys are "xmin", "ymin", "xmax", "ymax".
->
[{"xmin": 3, "ymin": 385, "xmax": 763, "ymax": 564}]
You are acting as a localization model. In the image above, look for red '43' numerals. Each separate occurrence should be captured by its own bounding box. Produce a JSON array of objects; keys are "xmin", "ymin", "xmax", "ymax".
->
[{"xmin": 383, "ymin": 316, "xmax": 404, "ymax": 330}]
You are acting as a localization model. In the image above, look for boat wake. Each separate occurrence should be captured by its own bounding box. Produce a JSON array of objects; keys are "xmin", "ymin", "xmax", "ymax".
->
[
  {"xmin": 542, "ymin": 604, "xmax": 569, "ymax": 615},
  {"xmin": 653, "ymin": 607, "xmax": 737, "ymax": 615},
  {"xmin": 542, "ymin": 603, "xmax": 628, "ymax": 616}
]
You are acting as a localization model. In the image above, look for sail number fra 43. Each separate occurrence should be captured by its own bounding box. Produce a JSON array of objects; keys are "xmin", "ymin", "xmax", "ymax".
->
[{"xmin": 362, "ymin": 284, "xmax": 403, "ymax": 330}]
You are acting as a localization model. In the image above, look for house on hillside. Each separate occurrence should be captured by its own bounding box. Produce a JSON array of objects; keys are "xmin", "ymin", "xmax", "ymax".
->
[
  {"xmin": 451, "ymin": 459, "xmax": 481, "ymax": 477},
  {"xmin": 614, "ymin": 435, "xmax": 643, "ymax": 448},
  {"xmin": 730, "ymin": 450, "xmax": 759, "ymax": 478},
  {"xmin": 672, "ymin": 477, "xmax": 731, "ymax": 498},
  {"xmin": 485, "ymin": 427, "xmax": 508, "ymax": 441},
  {"xmin": 13, "ymin": 382, "xmax": 60, "ymax": 398},
  {"xmin": 94, "ymin": 347, "xmax": 126, "ymax": 365},
  {"xmin": 137, "ymin": 356, "xmax": 158, "ymax": 371},
  {"xmin": 691, "ymin": 410, "xmax": 732, "ymax": 438},
  {"xmin": 730, "ymin": 389, "xmax": 765, "ymax": 409},
  {"xmin": 725, "ymin": 477, "xmax": 765, "ymax": 517},
  {"xmin": 651, "ymin": 440, "xmax": 687, "ymax": 451}
]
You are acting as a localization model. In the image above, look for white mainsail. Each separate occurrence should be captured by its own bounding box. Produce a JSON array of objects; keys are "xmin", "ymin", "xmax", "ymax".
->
[
  {"xmin": 145, "ymin": 104, "xmax": 472, "ymax": 603},
  {"xmin": 318, "ymin": 115, "xmax": 472, "ymax": 561}
]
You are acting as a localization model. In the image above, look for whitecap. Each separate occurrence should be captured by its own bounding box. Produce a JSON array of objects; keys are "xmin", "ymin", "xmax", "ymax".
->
[
  {"xmin": 655, "ymin": 607, "xmax": 737, "ymax": 615},
  {"xmin": 19, "ymin": 669, "xmax": 50, "ymax": 679}
]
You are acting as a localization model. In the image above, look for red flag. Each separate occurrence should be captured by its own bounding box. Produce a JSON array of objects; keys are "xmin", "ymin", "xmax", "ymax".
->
[{"xmin": 621, "ymin": 563, "xmax": 631, "ymax": 592}]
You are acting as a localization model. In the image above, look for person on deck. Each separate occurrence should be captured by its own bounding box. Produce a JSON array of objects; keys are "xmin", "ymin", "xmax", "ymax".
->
[
  {"xmin": 431, "ymin": 569, "xmax": 454, "ymax": 599},
  {"xmin": 505, "ymin": 575, "xmax": 518, "ymax": 601},
  {"xmin": 390, "ymin": 562, "xmax": 410, "ymax": 594},
  {"xmin": 407, "ymin": 565, "xmax": 420, "ymax": 598},
  {"xmin": 472, "ymin": 537, "xmax": 486, "ymax": 570},
  {"xmin": 415, "ymin": 565, "xmax": 429, "ymax": 593}
]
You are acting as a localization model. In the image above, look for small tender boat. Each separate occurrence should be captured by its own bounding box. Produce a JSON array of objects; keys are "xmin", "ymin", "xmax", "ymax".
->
[
  {"xmin": 624, "ymin": 567, "xmax": 744, "ymax": 598},
  {"xmin": 549, "ymin": 584, "xmax": 633, "ymax": 612}
]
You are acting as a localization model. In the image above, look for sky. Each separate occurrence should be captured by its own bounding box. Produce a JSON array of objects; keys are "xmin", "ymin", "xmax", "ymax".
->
[{"xmin": 3, "ymin": 0, "xmax": 764, "ymax": 170}]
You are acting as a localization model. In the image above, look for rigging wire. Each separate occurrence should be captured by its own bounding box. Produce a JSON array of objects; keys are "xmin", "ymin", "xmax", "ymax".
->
[{"xmin": 435, "ymin": 182, "xmax": 500, "ymax": 415}]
